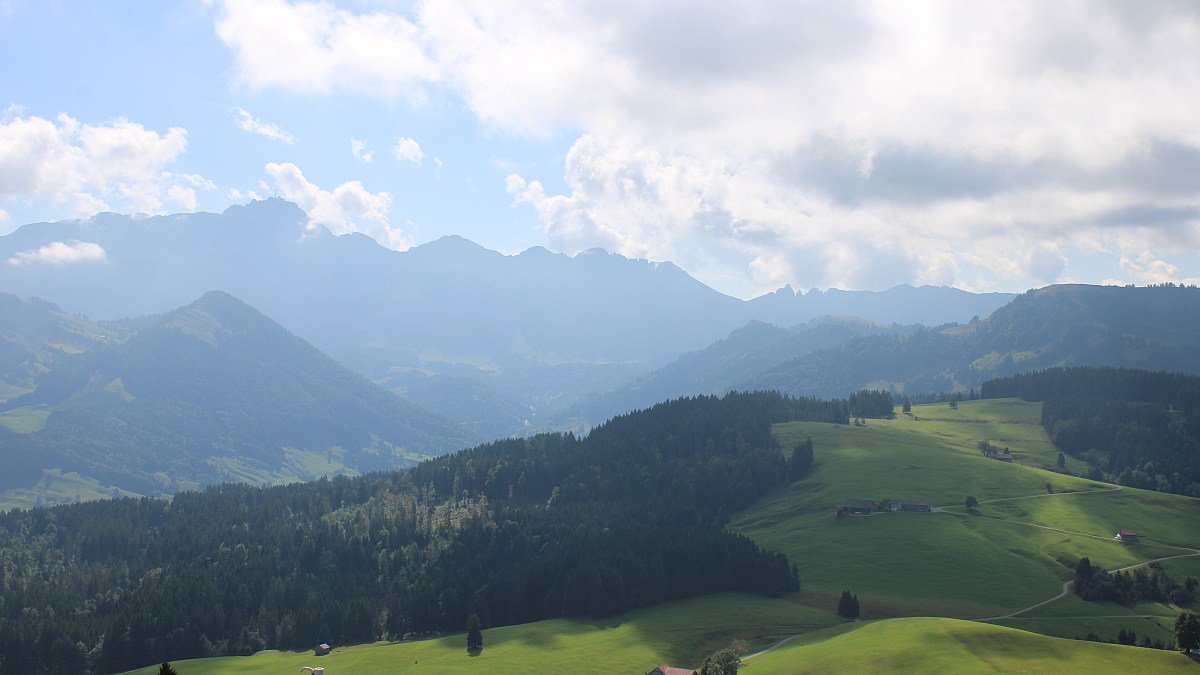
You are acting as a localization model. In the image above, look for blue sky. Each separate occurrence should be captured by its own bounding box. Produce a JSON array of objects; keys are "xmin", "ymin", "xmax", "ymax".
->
[{"xmin": 2, "ymin": 1, "xmax": 1199, "ymax": 298}]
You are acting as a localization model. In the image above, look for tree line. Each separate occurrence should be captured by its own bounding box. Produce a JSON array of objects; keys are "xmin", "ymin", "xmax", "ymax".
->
[
  {"xmin": 981, "ymin": 367, "xmax": 1200, "ymax": 497},
  {"xmin": 1074, "ymin": 557, "xmax": 1197, "ymax": 606},
  {"xmin": 0, "ymin": 390, "xmax": 835, "ymax": 673}
]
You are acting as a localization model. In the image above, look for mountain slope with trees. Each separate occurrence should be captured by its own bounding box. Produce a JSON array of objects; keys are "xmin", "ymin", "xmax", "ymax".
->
[
  {"xmin": 0, "ymin": 291, "xmax": 474, "ymax": 502},
  {"xmin": 0, "ymin": 200, "xmax": 1014, "ymax": 436},
  {"xmin": 0, "ymin": 391, "xmax": 839, "ymax": 673},
  {"xmin": 743, "ymin": 284, "xmax": 1200, "ymax": 399},
  {"xmin": 982, "ymin": 366, "xmax": 1200, "ymax": 496},
  {"xmin": 557, "ymin": 318, "xmax": 910, "ymax": 430}
]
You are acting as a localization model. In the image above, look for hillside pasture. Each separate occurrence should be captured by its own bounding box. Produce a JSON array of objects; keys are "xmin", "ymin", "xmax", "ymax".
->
[
  {"xmin": 742, "ymin": 617, "xmax": 1199, "ymax": 674},
  {"xmin": 736, "ymin": 398, "xmax": 1200, "ymax": 622},
  {"xmin": 123, "ymin": 593, "xmax": 839, "ymax": 675}
]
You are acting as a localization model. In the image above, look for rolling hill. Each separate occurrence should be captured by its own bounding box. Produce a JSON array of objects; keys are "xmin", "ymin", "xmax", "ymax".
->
[
  {"xmin": 0, "ymin": 291, "xmax": 474, "ymax": 505},
  {"xmin": 4, "ymin": 390, "xmax": 1199, "ymax": 672},
  {"xmin": 743, "ymin": 283, "xmax": 1200, "ymax": 398},
  {"xmin": 557, "ymin": 317, "xmax": 911, "ymax": 429}
]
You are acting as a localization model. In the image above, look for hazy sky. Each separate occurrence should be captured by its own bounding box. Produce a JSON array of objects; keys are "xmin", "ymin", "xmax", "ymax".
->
[{"xmin": 2, "ymin": 1, "xmax": 1199, "ymax": 297}]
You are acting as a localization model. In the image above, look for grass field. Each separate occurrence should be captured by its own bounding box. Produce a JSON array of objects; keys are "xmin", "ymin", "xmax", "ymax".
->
[
  {"xmin": 0, "ymin": 468, "xmax": 140, "ymax": 510},
  {"xmin": 125, "ymin": 398, "xmax": 1200, "ymax": 672},
  {"xmin": 0, "ymin": 405, "xmax": 50, "ymax": 433},
  {"xmin": 123, "ymin": 593, "xmax": 840, "ymax": 674},
  {"xmin": 742, "ymin": 617, "xmax": 1199, "ymax": 674},
  {"xmin": 733, "ymin": 399, "xmax": 1200, "ymax": 631}
]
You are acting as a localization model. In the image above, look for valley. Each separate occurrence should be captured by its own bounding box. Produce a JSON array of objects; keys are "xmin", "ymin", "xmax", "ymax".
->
[{"xmin": 110, "ymin": 398, "xmax": 1200, "ymax": 673}]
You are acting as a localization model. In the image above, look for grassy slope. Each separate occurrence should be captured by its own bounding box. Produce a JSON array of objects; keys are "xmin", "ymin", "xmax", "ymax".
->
[
  {"xmin": 732, "ymin": 399, "xmax": 1200, "ymax": 640},
  {"xmin": 125, "ymin": 398, "xmax": 1200, "ymax": 673},
  {"xmin": 0, "ymin": 468, "xmax": 142, "ymax": 510},
  {"xmin": 123, "ymin": 593, "xmax": 838, "ymax": 674},
  {"xmin": 743, "ymin": 617, "xmax": 1199, "ymax": 674}
]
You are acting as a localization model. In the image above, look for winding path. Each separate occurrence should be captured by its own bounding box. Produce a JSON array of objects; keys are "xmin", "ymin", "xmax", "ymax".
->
[
  {"xmin": 741, "ymin": 484, "xmax": 1200, "ymax": 661},
  {"xmin": 940, "ymin": 485, "xmax": 1200, "ymax": 620}
]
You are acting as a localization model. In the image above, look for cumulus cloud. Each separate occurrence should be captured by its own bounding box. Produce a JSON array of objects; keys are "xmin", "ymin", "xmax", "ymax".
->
[
  {"xmin": 213, "ymin": 0, "xmax": 439, "ymax": 99},
  {"xmin": 264, "ymin": 161, "xmax": 408, "ymax": 248},
  {"xmin": 1112, "ymin": 251, "xmax": 1200, "ymax": 287},
  {"xmin": 213, "ymin": 0, "xmax": 1200, "ymax": 294},
  {"xmin": 0, "ymin": 111, "xmax": 200, "ymax": 217},
  {"xmin": 8, "ymin": 240, "xmax": 107, "ymax": 266},
  {"xmin": 393, "ymin": 136, "xmax": 424, "ymax": 166},
  {"xmin": 234, "ymin": 107, "xmax": 295, "ymax": 144},
  {"xmin": 351, "ymin": 138, "xmax": 374, "ymax": 163}
]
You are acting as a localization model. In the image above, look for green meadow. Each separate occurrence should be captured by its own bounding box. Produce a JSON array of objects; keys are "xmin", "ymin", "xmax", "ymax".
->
[
  {"xmin": 126, "ymin": 398, "xmax": 1200, "ymax": 672},
  {"xmin": 124, "ymin": 593, "xmax": 839, "ymax": 674},
  {"xmin": 733, "ymin": 398, "xmax": 1200, "ymax": 638},
  {"xmin": 0, "ymin": 468, "xmax": 140, "ymax": 510},
  {"xmin": 741, "ymin": 617, "xmax": 1199, "ymax": 674},
  {"xmin": 0, "ymin": 405, "xmax": 50, "ymax": 433}
]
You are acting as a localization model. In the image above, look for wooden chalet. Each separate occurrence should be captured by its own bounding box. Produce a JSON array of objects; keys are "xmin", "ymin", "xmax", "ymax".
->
[
  {"xmin": 1115, "ymin": 529, "xmax": 1139, "ymax": 543},
  {"xmin": 838, "ymin": 499, "xmax": 875, "ymax": 516},
  {"xmin": 986, "ymin": 451, "xmax": 1014, "ymax": 462},
  {"xmin": 315, "ymin": 643, "xmax": 332, "ymax": 656}
]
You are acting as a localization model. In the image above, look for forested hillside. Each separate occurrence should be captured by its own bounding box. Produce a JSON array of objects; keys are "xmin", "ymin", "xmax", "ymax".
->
[
  {"xmin": 982, "ymin": 366, "xmax": 1200, "ymax": 496},
  {"xmin": 0, "ymin": 391, "xmax": 842, "ymax": 674},
  {"xmin": 745, "ymin": 284, "xmax": 1200, "ymax": 398},
  {"xmin": 0, "ymin": 291, "xmax": 473, "ymax": 501}
]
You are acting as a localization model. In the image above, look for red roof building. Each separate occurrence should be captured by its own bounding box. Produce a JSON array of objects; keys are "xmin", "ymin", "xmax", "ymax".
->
[{"xmin": 1116, "ymin": 529, "xmax": 1139, "ymax": 542}]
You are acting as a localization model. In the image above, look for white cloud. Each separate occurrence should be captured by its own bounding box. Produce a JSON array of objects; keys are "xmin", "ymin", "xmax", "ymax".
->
[
  {"xmin": 213, "ymin": 0, "xmax": 1200, "ymax": 295},
  {"xmin": 213, "ymin": 0, "xmax": 439, "ymax": 99},
  {"xmin": 1115, "ymin": 251, "xmax": 1200, "ymax": 287},
  {"xmin": 351, "ymin": 138, "xmax": 374, "ymax": 163},
  {"xmin": 393, "ymin": 136, "xmax": 424, "ymax": 166},
  {"xmin": 265, "ymin": 161, "xmax": 408, "ymax": 248},
  {"xmin": 8, "ymin": 240, "xmax": 107, "ymax": 266},
  {"xmin": 0, "ymin": 112, "xmax": 196, "ymax": 217},
  {"xmin": 234, "ymin": 107, "xmax": 295, "ymax": 144},
  {"xmin": 228, "ymin": 187, "xmax": 264, "ymax": 202}
]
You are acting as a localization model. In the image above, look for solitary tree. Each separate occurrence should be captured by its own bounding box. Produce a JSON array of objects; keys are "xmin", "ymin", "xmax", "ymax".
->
[
  {"xmin": 1176, "ymin": 611, "xmax": 1200, "ymax": 652},
  {"xmin": 699, "ymin": 647, "xmax": 740, "ymax": 675},
  {"xmin": 466, "ymin": 613, "xmax": 483, "ymax": 652},
  {"xmin": 965, "ymin": 496, "xmax": 978, "ymax": 508},
  {"xmin": 788, "ymin": 438, "xmax": 814, "ymax": 482},
  {"xmin": 158, "ymin": 664, "xmax": 180, "ymax": 675}
]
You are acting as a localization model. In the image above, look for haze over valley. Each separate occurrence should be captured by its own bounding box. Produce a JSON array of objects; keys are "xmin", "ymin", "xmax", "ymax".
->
[{"xmin": 4, "ymin": 2, "xmax": 1200, "ymax": 673}]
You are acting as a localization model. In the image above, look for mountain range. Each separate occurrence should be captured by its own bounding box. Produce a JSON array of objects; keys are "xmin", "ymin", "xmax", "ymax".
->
[
  {"xmin": 4, "ymin": 203, "xmax": 1200, "ymax": 507},
  {"xmin": 0, "ymin": 199, "xmax": 1014, "ymax": 436}
]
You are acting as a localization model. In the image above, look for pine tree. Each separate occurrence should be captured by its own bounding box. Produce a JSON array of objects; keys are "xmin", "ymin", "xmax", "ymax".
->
[
  {"xmin": 159, "ymin": 664, "xmax": 180, "ymax": 675},
  {"xmin": 466, "ymin": 613, "xmax": 483, "ymax": 651}
]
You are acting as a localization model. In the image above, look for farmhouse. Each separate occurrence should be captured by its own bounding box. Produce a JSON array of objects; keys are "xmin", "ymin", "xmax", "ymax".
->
[
  {"xmin": 647, "ymin": 666, "xmax": 697, "ymax": 675},
  {"xmin": 838, "ymin": 499, "xmax": 875, "ymax": 516},
  {"xmin": 1115, "ymin": 529, "xmax": 1139, "ymax": 543},
  {"xmin": 888, "ymin": 499, "xmax": 931, "ymax": 513},
  {"xmin": 986, "ymin": 451, "xmax": 1014, "ymax": 462}
]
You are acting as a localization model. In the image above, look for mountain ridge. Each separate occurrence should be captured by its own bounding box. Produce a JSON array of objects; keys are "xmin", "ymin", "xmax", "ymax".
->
[
  {"xmin": 0, "ymin": 200, "xmax": 1016, "ymax": 435},
  {"xmin": 0, "ymin": 290, "xmax": 474, "ymax": 505}
]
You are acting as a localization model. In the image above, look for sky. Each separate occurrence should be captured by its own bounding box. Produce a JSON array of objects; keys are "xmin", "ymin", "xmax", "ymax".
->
[{"xmin": 2, "ymin": 0, "xmax": 1199, "ymax": 298}]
